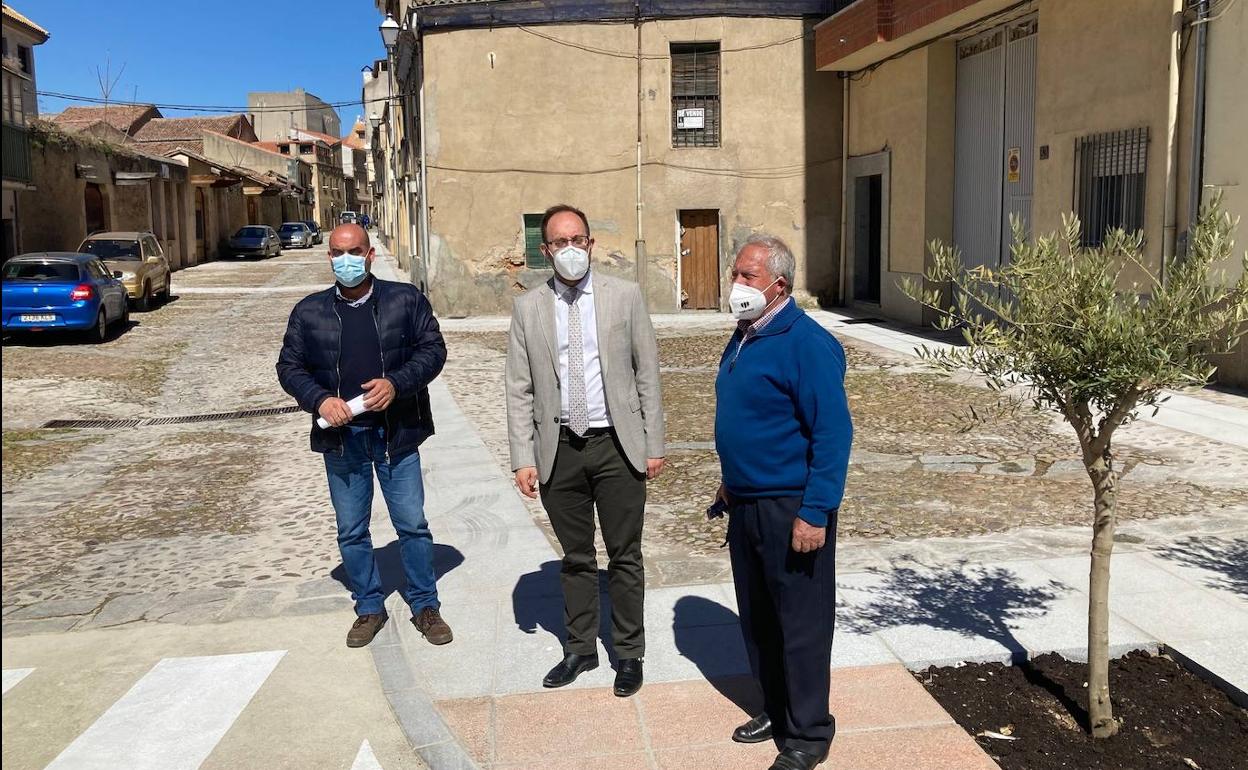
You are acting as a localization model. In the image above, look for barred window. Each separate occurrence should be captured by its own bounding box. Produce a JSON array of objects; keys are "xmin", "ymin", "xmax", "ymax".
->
[
  {"xmin": 671, "ymin": 42, "xmax": 720, "ymax": 148},
  {"xmin": 1074, "ymin": 127, "xmax": 1149, "ymax": 247},
  {"xmin": 523, "ymin": 213, "xmax": 545, "ymax": 269}
]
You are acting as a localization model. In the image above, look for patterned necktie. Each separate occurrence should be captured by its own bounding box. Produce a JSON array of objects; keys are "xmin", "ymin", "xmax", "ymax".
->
[{"xmin": 565, "ymin": 288, "xmax": 589, "ymax": 437}]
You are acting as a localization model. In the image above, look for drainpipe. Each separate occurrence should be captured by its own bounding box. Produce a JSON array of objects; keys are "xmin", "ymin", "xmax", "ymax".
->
[
  {"xmin": 1187, "ymin": 0, "xmax": 1210, "ymax": 232},
  {"xmin": 634, "ymin": 1, "xmax": 646, "ymax": 292},
  {"xmin": 838, "ymin": 73, "xmax": 850, "ymax": 305},
  {"xmin": 417, "ymin": 33, "xmax": 431, "ymax": 295},
  {"xmin": 1162, "ymin": 0, "xmax": 1184, "ymax": 278}
]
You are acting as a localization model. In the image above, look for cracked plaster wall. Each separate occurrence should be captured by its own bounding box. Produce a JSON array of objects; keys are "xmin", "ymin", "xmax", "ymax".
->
[{"xmin": 421, "ymin": 17, "xmax": 842, "ymax": 316}]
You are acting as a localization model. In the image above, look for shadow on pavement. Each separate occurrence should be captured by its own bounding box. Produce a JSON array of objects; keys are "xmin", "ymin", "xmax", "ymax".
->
[
  {"xmin": 330, "ymin": 541, "xmax": 464, "ymax": 603},
  {"xmin": 672, "ymin": 595, "xmax": 760, "ymax": 719},
  {"xmin": 511, "ymin": 560, "xmax": 618, "ymax": 665},
  {"xmin": 838, "ymin": 558, "xmax": 1063, "ymax": 661},
  {"xmin": 1152, "ymin": 536, "xmax": 1248, "ymax": 598}
]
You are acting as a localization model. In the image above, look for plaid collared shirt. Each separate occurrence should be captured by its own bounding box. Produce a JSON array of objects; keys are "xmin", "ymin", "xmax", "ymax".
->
[{"xmin": 731, "ymin": 296, "xmax": 792, "ymax": 366}]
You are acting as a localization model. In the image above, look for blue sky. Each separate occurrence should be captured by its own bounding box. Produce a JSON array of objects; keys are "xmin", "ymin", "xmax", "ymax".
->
[{"xmin": 24, "ymin": 0, "xmax": 388, "ymax": 131}]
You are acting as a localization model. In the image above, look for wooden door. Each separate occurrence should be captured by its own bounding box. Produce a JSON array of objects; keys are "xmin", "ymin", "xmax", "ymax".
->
[
  {"xmin": 84, "ymin": 183, "xmax": 106, "ymax": 235},
  {"xmin": 194, "ymin": 187, "xmax": 207, "ymax": 259},
  {"xmin": 679, "ymin": 209, "xmax": 719, "ymax": 310}
]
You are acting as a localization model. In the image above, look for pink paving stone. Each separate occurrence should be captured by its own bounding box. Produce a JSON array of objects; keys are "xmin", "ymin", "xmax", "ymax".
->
[
  {"xmin": 493, "ymin": 753, "xmax": 653, "ymax": 770},
  {"xmin": 654, "ymin": 742, "xmax": 780, "ymax": 770},
  {"xmin": 830, "ymin": 724, "xmax": 1001, "ymax": 770},
  {"xmin": 491, "ymin": 687, "xmax": 645, "ymax": 765},
  {"xmin": 435, "ymin": 696, "xmax": 492, "ymax": 766},
  {"xmin": 829, "ymin": 664, "xmax": 955, "ymax": 732},
  {"xmin": 637, "ymin": 676, "xmax": 760, "ymax": 749}
]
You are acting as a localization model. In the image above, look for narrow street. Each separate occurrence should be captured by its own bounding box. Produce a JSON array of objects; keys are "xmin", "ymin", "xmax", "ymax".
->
[{"xmin": 2, "ymin": 243, "xmax": 427, "ymax": 769}]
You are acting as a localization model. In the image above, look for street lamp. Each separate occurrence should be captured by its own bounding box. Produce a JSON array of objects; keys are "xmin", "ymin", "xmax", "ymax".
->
[{"xmin": 379, "ymin": 13, "xmax": 400, "ymax": 255}]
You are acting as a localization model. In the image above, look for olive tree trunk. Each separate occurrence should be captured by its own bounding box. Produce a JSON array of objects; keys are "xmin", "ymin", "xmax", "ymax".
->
[{"xmin": 1086, "ymin": 450, "xmax": 1121, "ymax": 738}]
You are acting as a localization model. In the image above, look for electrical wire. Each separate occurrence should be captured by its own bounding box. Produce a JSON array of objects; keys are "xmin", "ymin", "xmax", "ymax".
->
[
  {"xmin": 428, "ymin": 157, "xmax": 838, "ymax": 179},
  {"xmin": 516, "ymin": 25, "xmax": 807, "ymax": 60},
  {"xmin": 36, "ymin": 89, "xmax": 395, "ymax": 114}
]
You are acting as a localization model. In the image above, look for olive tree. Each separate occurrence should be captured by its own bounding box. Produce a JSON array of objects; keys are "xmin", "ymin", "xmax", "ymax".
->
[{"xmin": 901, "ymin": 200, "xmax": 1248, "ymax": 738}]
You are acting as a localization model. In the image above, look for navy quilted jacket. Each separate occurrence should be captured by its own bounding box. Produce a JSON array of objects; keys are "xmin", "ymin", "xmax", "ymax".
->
[{"xmin": 276, "ymin": 278, "xmax": 446, "ymax": 456}]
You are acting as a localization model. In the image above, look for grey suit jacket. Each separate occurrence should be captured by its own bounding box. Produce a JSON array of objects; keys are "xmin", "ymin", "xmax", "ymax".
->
[{"xmin": 506, "ymin": 273, "xmax": 665, "ymax": 483}]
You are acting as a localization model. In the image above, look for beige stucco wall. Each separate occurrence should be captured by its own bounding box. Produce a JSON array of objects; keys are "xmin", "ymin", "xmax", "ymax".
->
[
  {"xmin": 421, "ymin": 17, "xmax": 842, "ymax": 315},
  {"xmin": 1032, "ymin": 0, "xmax": 1173, "ymax": 274},
  {"xmin": 845, "ymin": 43, "xmax": 954, "ymax": 324},
  {"xmin": 1201, "ymin": 0, "xmax": 1248, "ymax": 387}
]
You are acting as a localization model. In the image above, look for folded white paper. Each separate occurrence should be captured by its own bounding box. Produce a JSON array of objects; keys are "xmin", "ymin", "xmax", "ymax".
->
[{"xmin": 317, "ymin": 393, "xmax": 368, "ymax": 429}]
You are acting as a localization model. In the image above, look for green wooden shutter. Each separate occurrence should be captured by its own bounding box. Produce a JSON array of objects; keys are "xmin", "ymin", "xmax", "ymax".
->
[{"xmin": 524, "ymin": 213, "xmax": 546, "ymax": 268}]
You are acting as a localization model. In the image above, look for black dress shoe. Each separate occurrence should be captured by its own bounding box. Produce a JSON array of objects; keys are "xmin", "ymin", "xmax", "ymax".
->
[
  {"xmin": 542, "ymin": 652, "xmax": 599, "ymax": 688},
  {"xmin": 613, "ymin": 658, "xmax": 643, "ymax": 697},
  {"xmin": 731, "ymin": 713, "xmax": 773, "ymax": 743},
  {"xmin": 769, "ymin": 746, "xmax": 829, "ymax": 770}
]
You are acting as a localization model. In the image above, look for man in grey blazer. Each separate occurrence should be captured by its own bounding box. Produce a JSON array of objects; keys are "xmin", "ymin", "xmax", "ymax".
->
[{"xmin": 506, "ymin": 204, "xmax": 665, "ymax": 697}]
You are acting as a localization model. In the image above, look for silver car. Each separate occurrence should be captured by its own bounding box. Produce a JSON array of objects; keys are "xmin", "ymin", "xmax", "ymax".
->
[
  {"xmin": 228, "ymin": 225, "xmax": 281, "ymax": 258},
  {"xmin": 278, "ymin": 222, "xmax": 313, "ymax": 249}
]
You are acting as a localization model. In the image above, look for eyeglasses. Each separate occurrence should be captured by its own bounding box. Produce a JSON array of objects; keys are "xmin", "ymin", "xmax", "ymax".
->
[{"xmin": 545, "ymin": 235, "xmax": 590, "ymax": 249}]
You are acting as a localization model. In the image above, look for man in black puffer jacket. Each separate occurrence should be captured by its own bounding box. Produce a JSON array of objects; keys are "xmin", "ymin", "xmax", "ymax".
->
[{"xmin": 277, "ymin": 223, "xmax": 453, "ymax": 649}]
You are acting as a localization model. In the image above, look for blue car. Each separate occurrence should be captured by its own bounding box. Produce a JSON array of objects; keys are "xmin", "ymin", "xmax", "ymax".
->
[{"xmin": 2, "ymin": 252, "xmax": 130, "ymax": 342}]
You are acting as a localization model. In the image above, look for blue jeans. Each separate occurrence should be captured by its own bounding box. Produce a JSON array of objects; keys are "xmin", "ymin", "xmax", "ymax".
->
[{"xmin": 324, "ymin": 425, "xmax": 439, "ymax": 616}]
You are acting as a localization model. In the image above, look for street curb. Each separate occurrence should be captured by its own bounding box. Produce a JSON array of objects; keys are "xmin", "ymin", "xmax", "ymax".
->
[
  {"xmin": 370, "ymin": 617, "xmax": 480, "ymax": 770},
  {"xmin": 1164, "ymin": 643, "xmax": 1248, "ymax": 708}
]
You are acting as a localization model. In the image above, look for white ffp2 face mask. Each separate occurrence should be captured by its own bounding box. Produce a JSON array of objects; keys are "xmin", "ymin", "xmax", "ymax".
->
[
  {"xmin": 552, "ymin": 245, "xmax": 590, "ymax": 282},
  {"xmin": 729, "ymin": 279, "xmax": 779, "ymax": 321}
]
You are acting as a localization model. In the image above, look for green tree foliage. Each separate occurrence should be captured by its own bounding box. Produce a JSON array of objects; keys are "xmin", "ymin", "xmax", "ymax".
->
[{"xmin": 902, "ymin": 199, "xmax": 1247, "ymax": 737}]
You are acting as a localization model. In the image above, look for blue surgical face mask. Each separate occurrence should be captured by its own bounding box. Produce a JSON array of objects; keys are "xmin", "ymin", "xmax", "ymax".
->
[{"xmin": 331, "ymin": 254, "xmax": 369, "ymax": 287}]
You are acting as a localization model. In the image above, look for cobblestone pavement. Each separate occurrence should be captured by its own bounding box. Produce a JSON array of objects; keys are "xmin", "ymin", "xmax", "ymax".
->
[
  {"xmin": 4, "ymin": 253, "xmax": 1246, "ymax": 632},
  {"xmin": 440, "ymin": 327, "xmax": 1248, "ymax": 587},
  {"xmin": 2, "ymin": 248, "xmax": 352, "ymax": 634}
]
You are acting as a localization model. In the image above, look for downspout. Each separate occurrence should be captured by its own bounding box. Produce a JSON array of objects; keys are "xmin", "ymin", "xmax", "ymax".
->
[
  {"xmin": 634, "ymin": 2, "xmax": 646, "ymax": 291},
  {"xmin": 416, "ymin": 20, "xmax": 432, "ymax": 294},
  {"xmin": 838, "ymin": 72, "xmax": 850, "ymax": 305},
  {"xmin": 1187, "ymin": 0, "xmax": 1210, "ymax": 231},
  {"xmin": 1162, "ymin": 0, "xmax": 1184, "ymax": 280}
]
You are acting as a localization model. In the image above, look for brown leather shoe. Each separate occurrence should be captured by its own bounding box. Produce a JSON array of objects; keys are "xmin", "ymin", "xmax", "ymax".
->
[
  {"xmin": 346, "ymin": 612, "xmax": 388, "ymax": 648},
  {"xmin": 412, "ymin": 606, "xmax": 453, "ymax": 645}
]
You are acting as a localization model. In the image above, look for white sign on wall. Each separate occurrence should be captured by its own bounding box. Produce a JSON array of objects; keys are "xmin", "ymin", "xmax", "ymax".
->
[{"xmin": 676, "ymin": 108, "xmax": 705, "ymax": 130}]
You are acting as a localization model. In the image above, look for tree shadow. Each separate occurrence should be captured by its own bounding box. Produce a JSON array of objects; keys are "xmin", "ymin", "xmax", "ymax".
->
[
  {"xmin": 331, "ymin": 541, "xmax": 464, "ymax": 600},
  {"xmin": 1152, "ymin": 536, "xmax": 1248, "ymax": 598},
  {"xmin": 511, "ymin": 560, "xmax": 618, "ymax": 665},
  {"xmin": 839, "ymin": 558, "xmax": 1087, "ymax": 725},
  {"xmin": 672, "ymin": 595, "xmax": 760, "ymax": 720}
]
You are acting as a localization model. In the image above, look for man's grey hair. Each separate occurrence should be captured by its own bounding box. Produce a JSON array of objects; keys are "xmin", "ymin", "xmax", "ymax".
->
[{"xmin": 743, "ymin": 234, "xmax": 795, "ymax": 290}]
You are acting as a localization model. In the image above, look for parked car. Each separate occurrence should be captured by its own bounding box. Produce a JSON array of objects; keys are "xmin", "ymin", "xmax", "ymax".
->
[
  {"xmin": 340, "ymin": 211, "xmax": 359, "ymax": 225},
  {"xmin": 302, "ymin": 220, "xmax": 323, "ymax": 245},
  {"xmin": 278, "ymin": 222, "xmax": 313, "ymax": 249},
  {"xmin": 2, "ymin": 252, "xmax": 129, "ymax": 342},
  {"xmin": 78, "ymin": 231, "xmax": 171, "ymax": 312},
  {"xmin": 228, "ymin": 225, "xmax": 281, "ymax": 258}
]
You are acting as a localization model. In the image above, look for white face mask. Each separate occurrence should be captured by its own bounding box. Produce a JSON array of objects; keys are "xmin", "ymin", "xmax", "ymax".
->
[
  {"xmin": 729, "ymin": 278, "xmax": 780, "ymax": 321},
  {"xmin": 552, "ymin": 245, "xmax": 590, "ymax": 282}
]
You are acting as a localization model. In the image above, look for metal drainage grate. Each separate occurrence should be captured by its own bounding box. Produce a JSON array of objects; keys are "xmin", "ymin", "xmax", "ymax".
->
[
  {"xmin": 42, "ymin": 418, "xmax": 145, "ymax": 430},
  {"xmin": 41, "ymin": 405, "xmax": 302, "ymax": 430}
]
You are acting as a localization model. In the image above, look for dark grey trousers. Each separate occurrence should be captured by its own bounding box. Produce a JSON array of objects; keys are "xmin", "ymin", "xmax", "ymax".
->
[
  {"xmin": 728, "ymin": 495, "xmax": 837, "ymax": 756},
  {"xmin": 540, "ymin": 428, "xmax": 647, "ymax": 659}
]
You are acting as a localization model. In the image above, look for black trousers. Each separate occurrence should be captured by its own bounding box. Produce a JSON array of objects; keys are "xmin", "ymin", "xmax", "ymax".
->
[
  {"xmin": 540, "ymin": 428, "xmax": 647, "ymax": 658},
  {"xmin": 728, "ymin": 495, "xmax": 837, "ymax": 755}
]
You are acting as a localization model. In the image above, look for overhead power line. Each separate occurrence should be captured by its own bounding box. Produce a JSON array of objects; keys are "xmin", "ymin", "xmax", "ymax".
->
[{"xmin": 36, "ymin": 90, "xmax": 393, "ymax": 114}]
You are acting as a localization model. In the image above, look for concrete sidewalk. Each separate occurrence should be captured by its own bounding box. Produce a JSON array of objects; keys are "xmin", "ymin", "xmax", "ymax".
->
[{"xmin": 371, "ymin": 248, "xmax": 1247, "ymax": 768}]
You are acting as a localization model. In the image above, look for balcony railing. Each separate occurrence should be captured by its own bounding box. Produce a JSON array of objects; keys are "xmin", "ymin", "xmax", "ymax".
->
[{"xmin": 2, "ymin": 122, "xmax": 33, "ymax": 184}]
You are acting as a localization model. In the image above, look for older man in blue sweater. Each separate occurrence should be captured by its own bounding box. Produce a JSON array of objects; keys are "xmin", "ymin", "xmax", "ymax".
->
[{"xmin": 714, "ymin": 235, "xmax": 853, "ymax": 770}]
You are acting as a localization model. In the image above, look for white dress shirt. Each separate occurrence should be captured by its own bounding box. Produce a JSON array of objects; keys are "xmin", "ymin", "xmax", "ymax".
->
[{"xmin": 554, "ymin": 270, "xmax": 612, "ymax": 428}]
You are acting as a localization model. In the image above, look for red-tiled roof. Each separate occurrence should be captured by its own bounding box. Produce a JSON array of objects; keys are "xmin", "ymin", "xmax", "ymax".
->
[
  {"xmin": 142, "ymin": 139, "xmax": 206, "ymax": 157},
  {"xmin": 54, "ymin": 104, "xmax": 160, "ymax": 134},
  {"xmin": 207, "ymin": 131, "xmax": 288, "ymax": 160},
  {"xmin": 132, "ymin": 115, "xmax": 250, "ymax": 142},
  {"xmin": 341, "ymin": 133, "xmax": 366, "ymax": 150},
  {"xmin": 291, "ymin": 127, "xmax": 341, "ymax": 146}
]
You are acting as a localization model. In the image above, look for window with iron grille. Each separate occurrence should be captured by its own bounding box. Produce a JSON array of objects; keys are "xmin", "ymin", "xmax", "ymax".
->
[
  {"xmin": 523, "ymin": 213, "xmax": 546, "ymax": 269},
  {"xmin": 671, "ymin": 42, "xmax": 720, "ymax": 148},
  {"xmin": 1073, "ymin": 127, "xmax": 1149, "ymax": 247}
]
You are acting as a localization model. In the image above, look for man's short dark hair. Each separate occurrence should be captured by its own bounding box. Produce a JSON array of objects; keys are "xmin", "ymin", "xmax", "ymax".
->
[{"xmin": 541, "ymin": 204, "xmax": 591, "ymax": 243}]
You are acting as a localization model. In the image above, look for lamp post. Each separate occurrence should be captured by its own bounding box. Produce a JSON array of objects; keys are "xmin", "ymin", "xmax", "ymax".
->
[
  {"xmin": 368, "ymin": 111, "xmax": 381, "ymax": 226},
  {"xmin": 380, "ymin": 13, "xmax": 400, "ymax": 254}
]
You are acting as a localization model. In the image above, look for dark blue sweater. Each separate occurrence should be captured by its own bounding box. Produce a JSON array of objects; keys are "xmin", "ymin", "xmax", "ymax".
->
[{"xmin": 714, "ymin": 301, "xmax": 853, "ymax": 526}]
